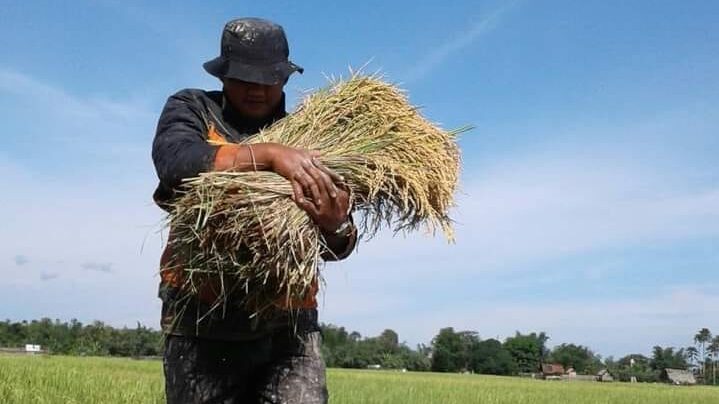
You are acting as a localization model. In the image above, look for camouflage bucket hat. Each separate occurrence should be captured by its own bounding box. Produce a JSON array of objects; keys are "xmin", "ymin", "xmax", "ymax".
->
[{"xmin": 203, "ymin": 18, "xmax": 304, "ymax": 85}]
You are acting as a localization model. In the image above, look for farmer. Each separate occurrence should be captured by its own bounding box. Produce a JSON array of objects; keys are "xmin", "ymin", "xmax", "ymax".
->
[{"xmin": 152, "ymin": 17, "xmax": 356, "ymax": 403}]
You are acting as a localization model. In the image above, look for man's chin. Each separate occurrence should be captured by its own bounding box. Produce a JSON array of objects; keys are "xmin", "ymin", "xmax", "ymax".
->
[{"xmin": 239, "ymin": 106, "xmax": 272, "ymax": 120}]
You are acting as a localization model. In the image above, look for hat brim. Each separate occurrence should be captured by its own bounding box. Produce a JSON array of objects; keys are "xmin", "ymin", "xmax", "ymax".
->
[{"xmin": 203, "ymin": 57, "xmax": 304, "ymax": 85}]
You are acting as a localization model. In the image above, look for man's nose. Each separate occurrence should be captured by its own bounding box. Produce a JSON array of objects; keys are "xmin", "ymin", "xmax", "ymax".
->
[{"xmin": 246, "ymin": 83, "xmax": 268, "ymax": 96}]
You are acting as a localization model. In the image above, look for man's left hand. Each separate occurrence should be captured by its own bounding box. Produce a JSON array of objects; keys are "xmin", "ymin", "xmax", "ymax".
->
[{"xmin": 293, "ymin": 163, "xmax": 351, "ymax": 233}]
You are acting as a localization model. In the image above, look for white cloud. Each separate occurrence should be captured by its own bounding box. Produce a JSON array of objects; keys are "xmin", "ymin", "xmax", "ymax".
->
[
  {"xmin": 321, "ymin": 152, "xmax": 718, "ymax": 280},
  {"xmin": 81, "ymin": 262, "xmax": 114, "ymax": 273},
  {"xmin": 319, "ymin": 141, "xmax": 719, "ymax": 354},
  {"xmin": 0, "ymin": 67, "xmax": 156, "ymax": 164},
  {"xmin": 0, "ymin": 68, "xmax": 164, "ymax": 329},
  {"xmin": 40, "ymin": 272, "xmax": 60, "ymax": 281},
  {"xmin": 14, "ymin": 255, "xmax": 29, "ymax": 266},
  {"xmin": 0, "ymin": 68, "xmax": 154, "ymax": 123},
  {"xmin": 403, "ymin": 2, "xmax": 519, "ymax": 83}
]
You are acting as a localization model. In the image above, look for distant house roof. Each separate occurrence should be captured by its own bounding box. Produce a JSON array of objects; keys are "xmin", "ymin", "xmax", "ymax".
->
[
  {"xmin": 541, "ymin": 364, "xmax": 565, "ymax": 376},
  {"xmin": 663, "ymin": 368, "xmax": 696, "ymax": 385},
  {"xmin": 597, "ymin": 369, "xmax": 614, "ymax": 382}
]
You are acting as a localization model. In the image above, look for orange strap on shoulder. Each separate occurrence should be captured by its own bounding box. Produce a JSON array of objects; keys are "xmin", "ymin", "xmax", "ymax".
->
[{"xmin": 207, "ymin": 122, "xmax": 228, "ymax": 145}]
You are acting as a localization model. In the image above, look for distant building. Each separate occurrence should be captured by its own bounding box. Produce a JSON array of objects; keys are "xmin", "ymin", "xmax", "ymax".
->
[
  {"xmin": 662, "ymin": 368, "xmax": 696, "ymax": 385},
  {"xmin": 597, "ymin": 369, "xmax": 614, "ymax": 382},
  {"xmin": 24, "ymin": 344, "xmax": 42, "ymax": 353},
  {"xmin": 0, "ymin": 344, "xmax": 46, "ymax": 355},
  {"xmin": 541, "ymin": 363, "xmax": 565, "ymax": 379},
  {"xmin": 565, "ymin": 369, "xmax": 597, "ymax": 382}
]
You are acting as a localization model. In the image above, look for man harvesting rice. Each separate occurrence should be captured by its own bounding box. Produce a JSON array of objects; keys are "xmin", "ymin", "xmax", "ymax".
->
[{"xmin": 152, "ymin": 18, "xmax": 355, "ymax": 403}]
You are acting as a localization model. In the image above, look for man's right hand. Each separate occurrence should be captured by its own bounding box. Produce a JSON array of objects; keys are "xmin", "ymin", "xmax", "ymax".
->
[
  {"xmin": 215, "ymin": 142, "xmax": 345, "ymax": 210},
  {"xmin": 265, "ymin": 144, "xmax": 343, "ymax": 205}
]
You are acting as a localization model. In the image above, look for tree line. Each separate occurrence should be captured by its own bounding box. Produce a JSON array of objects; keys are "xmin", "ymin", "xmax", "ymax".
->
[
  {"xmin": 2, "ymin": 319, "xmax": 717, "ymax": 384},
  {"xmin": 0, "ymin": 319, "xmax": 162, "ymax": 357},
  {"xmin": 319, "ymin": 324, "xmax": 717, "ymax": 384}
]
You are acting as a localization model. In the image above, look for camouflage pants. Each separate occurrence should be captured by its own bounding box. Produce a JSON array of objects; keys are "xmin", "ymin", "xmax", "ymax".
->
[{"xmin": 163, "ymin": 330, "xmax": 328, "ymax": 404}]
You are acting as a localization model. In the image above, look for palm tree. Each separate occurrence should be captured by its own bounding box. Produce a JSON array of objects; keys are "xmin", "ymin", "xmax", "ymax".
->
[
  {"xmin": 695, "ymin": 328, "xmax": 712, "ymax": 378},
  {"xmin": 687, "ymin": 346, "xmax": 699, "ymax": 371},
  {"xmin": 709, "ymin": 337, "xmax": 719, "ymax": 385}
]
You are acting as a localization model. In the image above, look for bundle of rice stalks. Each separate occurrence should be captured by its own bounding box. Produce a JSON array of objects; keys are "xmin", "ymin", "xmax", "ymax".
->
[{"xmin": 167, "ymin": 72, "xmax": 463, "ymax": 317}]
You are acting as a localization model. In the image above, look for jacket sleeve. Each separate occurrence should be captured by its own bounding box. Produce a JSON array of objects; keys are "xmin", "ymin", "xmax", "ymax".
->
[{"xmin": 152, "ymin": 90, "xmax": 219, "ymax": 189}]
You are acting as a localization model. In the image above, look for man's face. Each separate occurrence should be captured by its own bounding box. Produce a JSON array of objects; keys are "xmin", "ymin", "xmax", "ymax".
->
[{"xmin": 222, "ymin": 78, "xmax": 284, "ymax": 120}]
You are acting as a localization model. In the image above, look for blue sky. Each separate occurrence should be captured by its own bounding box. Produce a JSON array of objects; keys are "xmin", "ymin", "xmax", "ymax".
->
[{"xmin": 1, "ymin": 0, "xmax": 717, "ymax": 358}]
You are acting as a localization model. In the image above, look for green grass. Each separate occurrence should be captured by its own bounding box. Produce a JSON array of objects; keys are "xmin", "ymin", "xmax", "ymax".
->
[
  {"xmin": 1, "ymin": 355, "xmax": 717, "ymax": 403},
  {"xmin": 0, "ymin": 355, "xmax": 163, "ymax": 404},
  {"xmin": 328, "ymin": 369, "xmax": 719, "ymax": 404}
]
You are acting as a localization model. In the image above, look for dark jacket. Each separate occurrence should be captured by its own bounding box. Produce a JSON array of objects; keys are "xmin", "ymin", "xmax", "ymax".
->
[
  {"xmin": 152, "ymin": 88, "xmax": 346, "ymax": 340},
  {"xmin": 153, "ymin": 88, "xmax": 286, "ymax": 209}
]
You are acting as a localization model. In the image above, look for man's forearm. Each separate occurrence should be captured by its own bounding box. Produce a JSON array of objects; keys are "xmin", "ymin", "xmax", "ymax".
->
[
  {"xmin": 216, "ymin": 142, "xmax": 356, "ymax": 261},
  {"xmin": 214, "ymin": 143, "xmax": 277, "ymax": 172}
]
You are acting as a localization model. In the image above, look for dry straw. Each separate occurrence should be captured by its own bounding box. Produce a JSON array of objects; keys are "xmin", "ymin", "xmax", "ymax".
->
[{"xmin": 166, "ymin": 72, "xmax": 464, "ymax": 317}]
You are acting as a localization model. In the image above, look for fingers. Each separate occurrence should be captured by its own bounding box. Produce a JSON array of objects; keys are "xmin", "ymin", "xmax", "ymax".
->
[
  {"xmin": 290, "ymin": 179, "xmax": 305, "ymax": 203},
  {"xmin": 295, "ymin": 193, "xmax": 319, "ymax": 218},
  {"xmin": 311, "ymin": 156, "xmax": 344, "ymax": 184},
  {"xmin": 291, "ymin": 166, "xmax": 314, "ymax": 201},
  {"xmin": 281, "ymin": 149, "xmax": 346, "ymax": 211},
  {"xmin": 311, "ymin": 162, "xmax": 338, "ymax": 199},
  {"xmin": 300, "ymin": 160, "xmax": 325, "ymax": 204},
  {"xmin": 292, "ymin": 171, "xmax": 351, "ymax": 232},
  {"xmin": 281, "ymin": 151, "xmax": 327, "ymax": 205},
  {"xmin": 335, "ymin": 187, "xmax": 352, "ymax": 215}
]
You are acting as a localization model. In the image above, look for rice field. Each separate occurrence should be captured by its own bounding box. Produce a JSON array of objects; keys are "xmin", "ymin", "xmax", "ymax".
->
[{"xmin": 1, "ymin": 355, "xmax": 717, "ymax": 403}]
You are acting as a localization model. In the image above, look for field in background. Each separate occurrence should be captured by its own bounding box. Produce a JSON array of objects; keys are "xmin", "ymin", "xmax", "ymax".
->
[{"xmin": 1, "ymin": 355, "xmax": 717, "ymax": 404}]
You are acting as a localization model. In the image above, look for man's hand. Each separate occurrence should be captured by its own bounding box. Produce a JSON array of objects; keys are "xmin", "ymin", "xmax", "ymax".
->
[
  {"xmin": 266, "ymin": 144, "xmax": 344, "ymax": 209},
  {"xmin": 297, "ymin": 184, "xmax": 351, "ymax": 233},
  {"xmin": 215, "ymin": 142, "xmax": 350, "ymax": 231},
  {"xmin": 270, "ymin": 145, "xmax": 351, "ymax": 232},
  {"xmin": 265, "ymin": 144, "xmax": 355, "ymax": 257}
]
